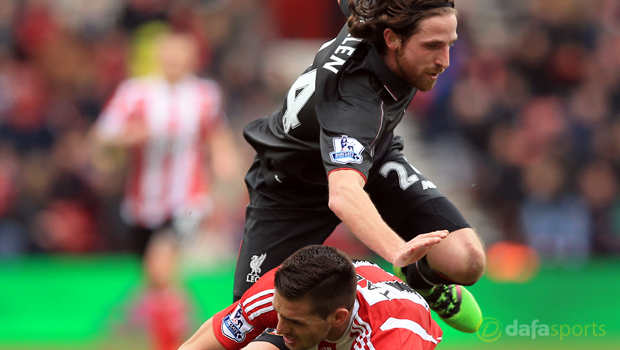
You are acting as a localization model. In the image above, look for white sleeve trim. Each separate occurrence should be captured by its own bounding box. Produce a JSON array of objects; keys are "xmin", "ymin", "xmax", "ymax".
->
[
  {"xmin": 379, "ymin": 317, "xmax": 439, "ymax": 344},
  {"xmin": 243, "ymin": 289, "xmax": 274, "ymax": 306},
  {"xmin": 245, "ymin": 296, "xmax": 273, "ymax": 313},
  {"xmin": 248, "ymin": 306, "xmax": 275, "ymax": 321}
]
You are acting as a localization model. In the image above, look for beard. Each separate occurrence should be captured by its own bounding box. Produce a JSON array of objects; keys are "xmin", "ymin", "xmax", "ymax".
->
[{"xmin": 395, "ymin": 46, "xmax": 442, "ymax": 92}]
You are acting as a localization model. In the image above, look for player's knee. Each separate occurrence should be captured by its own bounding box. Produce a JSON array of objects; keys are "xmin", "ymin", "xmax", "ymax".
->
[
  {"xmin": 445, "ymin": 230, "xmax": 486, "ymax": 285},
  {"xmin": 427, "ymin": 227, "xmax": 486, "ymax": 285},
  {"xmin": 460, "ymin": 248, "xmax": 486, "ymax": 285},
  {"xmin": 452, "ymin": 241, "xmax": 486, "ymax": 285}
]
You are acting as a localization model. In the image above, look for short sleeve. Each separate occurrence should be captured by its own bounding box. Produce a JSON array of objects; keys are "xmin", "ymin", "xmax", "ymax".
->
[
  {"xmin": 198, "ymin": 79, "xmax": 227, "ymax": 138},
  {"xmin": 94, "ymin": 79, "xmax": 140, "ymax": 140},
  {"xmin": 317, "ymin": 86, "xmax": 383, "ymax": 182},
  {"xmin": 211, "ymin": 269, "xmax": 279, "ymax": 350}
]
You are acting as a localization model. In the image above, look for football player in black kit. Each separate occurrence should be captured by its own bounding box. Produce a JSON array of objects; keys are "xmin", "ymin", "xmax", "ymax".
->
[{"xmin": 233, "ymin": 0, "xmax": 485, "ymax": 339}]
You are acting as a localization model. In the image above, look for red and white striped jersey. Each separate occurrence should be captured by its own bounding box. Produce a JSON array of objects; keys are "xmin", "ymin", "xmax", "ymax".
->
[
  {"xmin": 213, "ymin": 261, "xmax": 443, "ymax": 350},
  {"xmin": 95, "ymin": 74, "xmax": 225, "ymax": 228}
]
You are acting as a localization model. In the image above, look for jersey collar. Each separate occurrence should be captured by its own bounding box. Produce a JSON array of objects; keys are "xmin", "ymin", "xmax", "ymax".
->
[{"xmin": 367, "ymin": 45, "xmax": 412, "ymax": 101}]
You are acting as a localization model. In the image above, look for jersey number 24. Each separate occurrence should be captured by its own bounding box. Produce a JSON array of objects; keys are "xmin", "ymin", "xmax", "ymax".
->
[{"xmin": 282, "ymin": 69, "xmax": 317, "ymax": 133}]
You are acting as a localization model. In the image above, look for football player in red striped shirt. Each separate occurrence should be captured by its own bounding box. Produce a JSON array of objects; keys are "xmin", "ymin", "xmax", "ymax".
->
[
  {"xmin": 92, "ymin": 30, "xmax": 239, "ymax": 350},
  {"xmin": 180, "ymin": 244, "xmax": 446, "ymax": 350}
]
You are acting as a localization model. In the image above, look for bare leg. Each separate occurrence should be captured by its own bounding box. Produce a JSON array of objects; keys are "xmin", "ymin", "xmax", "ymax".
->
[
  {"xmin": 142, "ymin": 231, "xmax": 189, "ymax": 350},
  {"xmin": 424, "ymin": 227, "xmax": 486, "ymax": 285}
]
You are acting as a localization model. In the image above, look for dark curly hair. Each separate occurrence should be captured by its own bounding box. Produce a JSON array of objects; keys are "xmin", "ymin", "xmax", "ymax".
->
[
  {"xmin": 348, "ymin": 0, "xmax": 456, "ymax": 54},
  {"xmin": 274, "ymin": 245, "xmax": 357, "ymax": 319}
]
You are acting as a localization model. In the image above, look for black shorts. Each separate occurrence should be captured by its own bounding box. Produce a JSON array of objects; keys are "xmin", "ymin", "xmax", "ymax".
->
[
  {"xmin": 253, "ymin": 329, "xmax": 286, "ymax": 350},
  {"xmin": 233, "ymin": 136, "xmax": 470, "ymax": 299},
  {"xmin": 128, "ymin": 221, "xmax": 174, "ymax": 258}
]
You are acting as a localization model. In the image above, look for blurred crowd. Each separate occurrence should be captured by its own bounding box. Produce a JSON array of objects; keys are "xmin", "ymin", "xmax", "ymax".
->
[
  {"xmin": 0, "ymin": 0, "xmax": 619, "ymax": 268},
  {"xmin": 417, "ymin": 0, "xmax": 620, "ymax": 268}
]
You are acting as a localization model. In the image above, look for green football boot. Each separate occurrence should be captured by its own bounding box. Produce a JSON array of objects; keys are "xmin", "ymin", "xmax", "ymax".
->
[{"xmin": 394, "ymin": 266, "xmax": 482, "ymax": 333}]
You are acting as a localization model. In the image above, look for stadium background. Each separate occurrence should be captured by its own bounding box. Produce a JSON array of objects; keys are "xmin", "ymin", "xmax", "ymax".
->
[{"xmin": 0, "ymin": 0, "xmax": 619, "ymax": 349}]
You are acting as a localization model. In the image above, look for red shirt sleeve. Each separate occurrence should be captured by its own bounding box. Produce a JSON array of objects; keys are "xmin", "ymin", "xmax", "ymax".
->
[
  {"xmin": 95, "ymin": 78, "xmax": 144, "ymax": 139},
  {"xmin": 212, "ymin": 269, "xmax": 279, "ymax": 350},
  {"xmin": 198, "ymin": 79, "xmax": 226, "ymax": 140}
]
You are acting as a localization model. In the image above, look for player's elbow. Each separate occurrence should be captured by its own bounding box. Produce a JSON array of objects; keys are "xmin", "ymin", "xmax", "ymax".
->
[
  {"xmin": 328, "ymin": 189, "xmax": 346, "ymax": 217},
  {"xmin": 328, "ymin": 179, "xmax": 355, "ymax": 217},
  {"xmin": 328, "ymin": 170, "xmax": 365, "ymax": 215},
  {"xmin": 178, "ymin": 339, "xmax": 201, "ymax": 350},
  {"xmin": 178, "ymin": 341, "xmax": 205, "ymax": 350}
]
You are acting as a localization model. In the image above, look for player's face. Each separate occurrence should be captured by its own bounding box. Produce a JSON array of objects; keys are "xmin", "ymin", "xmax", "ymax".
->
[
  {"xmin": 157, "ymin": 34, "xmax": 199, "ymax": 82},
  {"xmin": 396, "ymin": 13, "xmax": 458, "ymax": 91},
  {"xmin": 273, "ymin": 293, "xmax": 334, "ymax": 350}
]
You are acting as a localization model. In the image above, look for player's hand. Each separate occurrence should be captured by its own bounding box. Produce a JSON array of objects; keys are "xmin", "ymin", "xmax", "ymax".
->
[
  {"xmin": 122, "ymin": 119, "xmax": 150, "ymax": 146},
  {"xmin": 392, "ymin": 230, "xmax": 449, "ymax": 267}
]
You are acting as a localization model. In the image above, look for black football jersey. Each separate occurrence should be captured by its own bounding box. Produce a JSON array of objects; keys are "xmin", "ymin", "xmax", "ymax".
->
[{"xmin": 243, "ymin": 1, "xmax": 417, "ymax": 189}]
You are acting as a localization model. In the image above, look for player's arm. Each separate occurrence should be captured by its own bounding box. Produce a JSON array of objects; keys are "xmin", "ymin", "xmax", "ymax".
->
[
  {"xmin": 183, "ymin": 269, "xmax": 279, "ymax": 350},
  {"xmin": 94, "ymin": 121, "xmax": 148, "ymax": 148},
  {"xmin": 179, "ymin": 317, "xmax": 228, "ymax": 350},
  {"xmin": 89, "ymin": 122, "xmax": 148, "ymax": 161},
  {"xmin": 202, "ymin": 118, "xmax": 244, "ymax": 220},
  {"xmin": 87, "ymin": 117, "xmax": 146, "ymax": 189},
  {"xmin": 240, "ymin": 342, "xmax": 281, "ymax": 350},
  {"xmin": 201, "ymin": 81, "xmax": 242, "ymax": 186},
  {"xmin": 327, "ymin": 169, "xmax": 448, "ymax": 267},
  {"xmin": 180, "ymin": 318, "xmax": 281, "ymax": 350},
  {"xmin": 206, "ymin": 121, "xmax": 241, "ymax": 183},
  {"xmin": 89, "ymin": 80, "xmax": 149, "ymax": 150}
]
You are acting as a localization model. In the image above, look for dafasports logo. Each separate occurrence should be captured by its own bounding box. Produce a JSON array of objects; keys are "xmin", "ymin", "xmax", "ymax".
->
[{"xmin": 477, "ymin": 318, "xmax": 606, "ymax": 342}]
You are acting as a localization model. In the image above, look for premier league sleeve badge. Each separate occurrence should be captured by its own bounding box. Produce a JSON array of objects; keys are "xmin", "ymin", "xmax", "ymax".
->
[{"xmin": 329, "ymin": 135, "xmax": 364, "ymax": 164}]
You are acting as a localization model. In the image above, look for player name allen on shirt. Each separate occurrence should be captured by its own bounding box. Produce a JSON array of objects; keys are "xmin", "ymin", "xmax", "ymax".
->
[{"xmin": 322, "ymin": 34, "xmax": 362, "ymax": 74}]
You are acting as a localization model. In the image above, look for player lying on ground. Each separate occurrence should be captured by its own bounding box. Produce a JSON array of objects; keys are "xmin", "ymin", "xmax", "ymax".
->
[{"xmin": 180, "ymin": 243, "xmax": 448, "ymax": 350}]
